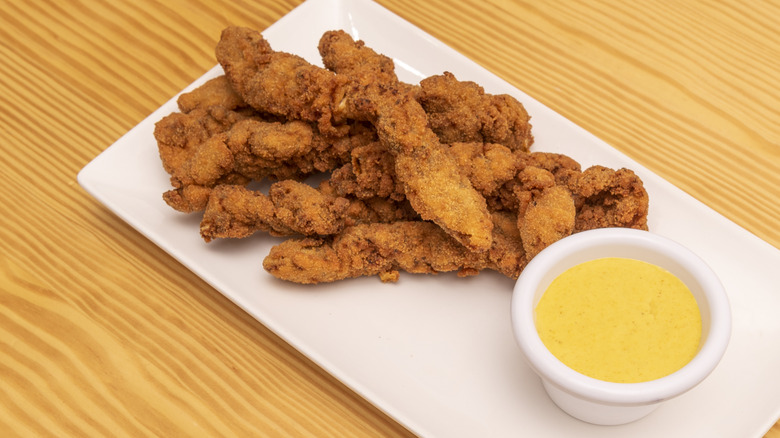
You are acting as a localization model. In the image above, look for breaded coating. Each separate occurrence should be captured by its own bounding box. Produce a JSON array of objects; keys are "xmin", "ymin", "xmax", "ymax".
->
[
  {"xmin": 318, "ymin": 30, "xmax": 398, "ymax": 87},
  {"xmin": 155, "ymin": 75, "xmax": 262, "ymax": 212},
  {"xmin": 356, "ymin": 85, "xmax": 494, "ymax": 251},
  {"xmin": 263, "ymin": 212, "xmax": 527, "ymax": 284},
  {"xmin": 524, "ymin": 152, "xmax": 582, "ymax": 186},
  {"xmin": 568, "ymin": 166, "xmax": 649, "ymax": 231},
  {"xmin": 164, "ymin": 116, "xmax": 376, "ymax": 213},
  {"xmin": 318, "ymin": 29, "xmax": 419, "ymax": 100},
  {"xmin": 342, "ymin": 196, "xmax": 419, "ymax": 227},
  {"xmin": 217, "ymin": 26, "xmax": 494, "ymax": 251},
  {"xmin": 216, "ymin": 26, "xmax": 352, "ymax": 136},
  {"xmin": 263, "ymin": 222, "xmax": 476, "ymax": 284},
  {"xmin": 448, "ymin": 142, "xmax": 520, "ymax": 195},
  {"xmin": 391, "ymin": 135, "xmax": 493, "ymax": 251},
  {"xmin": 418, "ymin": 71, "xmax": 533, "ymax": 152},
  {"xmin": 485, "ymin": 151, "xmax": 582, "ymax": 212},
  {"xmin": 155, "ymin": 106, "xmax": 255, "ymax": 176},
  {"xmin": 200, "ymin": 182, "xmax": 349, "ymax": 240},
  {"xmin": 330, "ymin": 141, "xmax": 522, "ymax": 203},
  {"xmin": 483, "ymin": 211, "xmax": 527, "ymax": 279},
  {"xmin": 200, "ymin": 181, "xmax": 418, "ymax": 241},
  {"xmin": 329, "ymin": 142, "xmax": 405, "ymax": 201},
  {"xmin": 316, "ymin": 178, "xmax": 419, "ymax": 227},
  {"xmin": 155, "ymin": 75, "xmax": 251, "ymax": 177},
  {"xmin": 172, "ymin": 118, "xmax": 361, "ymax": 186},
  {"xmin": 177, "ymin": 75, "xmax": 246, "ymax": 113},
  {"xmin": 164, "ymin": 184, "xmax": 227, "ymax": 214},
  {"xmin": 152, "ymin": 26, "xmax": 652, "ymax": 285},
  {"xmin": 328, "ymin": 142, "xmax": 578, "ymax": 215},
  {"xmin": 518, "ymin": 185, "xmax": 576, "ymax": 259}
]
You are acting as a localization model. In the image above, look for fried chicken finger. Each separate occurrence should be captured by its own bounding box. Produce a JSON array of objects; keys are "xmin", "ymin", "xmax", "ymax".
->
[{"xmin": 263, "ymin": 212, "xmax": 526, "ymax": 284}]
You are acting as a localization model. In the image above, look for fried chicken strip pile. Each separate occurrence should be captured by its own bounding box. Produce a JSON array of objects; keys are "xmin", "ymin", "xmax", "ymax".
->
[
  {"xmin": 153, "ymin": 26, "xmax": 650, "ymax": 284},
  {"xmin": 319, "ymin": 30, "xmax": 532, "ymax": 152},
  {"xmin": 259, "ymin": 147, "xmax": 647, "ymax": 283},
  {"xmin": 199, "ymin": 138, "xmax": 648, "ymax": 272},
  {"xmin": 216, "ymin": 26, "xmax": 494, "ymax": 251}
]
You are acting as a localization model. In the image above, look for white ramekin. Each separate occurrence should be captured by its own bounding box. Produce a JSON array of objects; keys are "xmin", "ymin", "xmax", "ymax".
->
[{"xmin": 511, "ymin": 228, "xmax": 731, "ymax": 425}]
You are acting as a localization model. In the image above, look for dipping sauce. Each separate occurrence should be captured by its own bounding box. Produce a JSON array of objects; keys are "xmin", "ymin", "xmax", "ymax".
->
[{"xmin": 535, "ymin": 257, "xmax": 702, "ymax": 383}]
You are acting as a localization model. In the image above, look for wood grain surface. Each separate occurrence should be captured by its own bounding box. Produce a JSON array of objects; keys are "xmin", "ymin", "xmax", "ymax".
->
[{"xmin": 1, "ymin": 0, "xmax": 778, "ymax": 436}]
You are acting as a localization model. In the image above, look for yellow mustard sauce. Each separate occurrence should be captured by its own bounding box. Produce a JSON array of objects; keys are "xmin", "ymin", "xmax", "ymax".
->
[{"xmin": 535, "ymin": 257, "xmax": 702, "ymax": 383}]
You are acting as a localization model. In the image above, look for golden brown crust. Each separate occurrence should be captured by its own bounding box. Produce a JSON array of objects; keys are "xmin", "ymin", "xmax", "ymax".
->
[
  {"xmin": 151, "ymin": 26, "xmax": 651, "ymax": 285},
  {"xmin": 177, "ymin": 75, "xmax": 246, "ymax": 113},
  {"xmin": 318, "ymin": 30, "xmax": 399, "ymax": 88},
  {"xmin": 199, "ymin": 182, "xmax": 418, "ymax": 241},
  {"xmin": 418, "ymin": 71, "xmax": 533, "ymax": 151},
  {"xmin": 216, "ymin": 26, "xmax": 495, "ymax": 251},
  {"xmin": 518, "ymin": 185, "xmax": 576, "ymax": 260},
  {"xmin": 568, "ymin": 166, "xmax": 649, "ymax": 232},
  {"xmin": 263, "ymin": 212, "xmax": 526, "ymax": 284}
]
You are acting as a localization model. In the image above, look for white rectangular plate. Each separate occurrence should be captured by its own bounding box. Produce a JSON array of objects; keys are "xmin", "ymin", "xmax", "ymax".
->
[{"xmin": 78, "ymin": 0, "xmax": 780, "ymax": 436}]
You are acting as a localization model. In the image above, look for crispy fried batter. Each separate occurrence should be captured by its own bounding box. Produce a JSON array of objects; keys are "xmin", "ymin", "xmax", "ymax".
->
[
  {"xmin": 152, "ymin": 26, "xmax": 651, "ymax": 285},
  {"xmin": 518, "ymin": 185, "xmax": 576, "ymax": 259},
  {"xmin": 448, "ymin": 142, "xmax": 520, "ymax": 195},
  {"xmin": 154, "ymin": 107, "xmax": 255, "ymax": 176},
  {"xmin": 216, "ymin": 26, "xmax": 352, "ymax": 136},
  {"xmin": 524, "ymin": 152, "xmax": 582, "ymax": 186},
  {"xmin": 329, "ymin": 141, "xmax": 523, "ymax": 204},
  {"xmin": 164, "ymin": 184, "xmax": 227, "ymax": 214},
  {"xmin": 177, "ymin": 75, "xmax": 247, "ymax": 113},
  {"xmin": 568, "ymin": 166, "xmax": 649, "ymax": 231},
  {"xmin": 318, "ymin": 29, "xmax": 420, "ymax": 102},
  {"xmin": 328, "ymin": 142, "xmax": 405, "ymax": 201},
  {"xmin": 359, "ymin": 86, "xmax": 494, "ymax": 251},
  {"xmin": 418, "ymin": 71, "xmax": 533, "ymax": 151},
  {"xmin": 200, "ymin": 181, "xmax": 417, "ymax": 241},
  {"xmin": 200, "ymin": 182, "xmax": 348, "ymax": 240},
  {"xmin": 263, "ymin": 212, "xmax": 527, "ymax": 284},
  {"xmin": 163, "ymin": 115, "xmax": 376, "ymax": 213},
  {"xmin": 155, "ymin": 74, "xmax": 265, "ymax": 212},
  {"xmin": 262, "ymin": 221, "xmax": 474, "ymax": 284},
  {"xmin": 217, "ymin": 26, "xmax": 494, "ymax": 251},
  {"xmin": 318, "ymin": 30, "xmax": 399, "ymax": 87},
  {"xmin": 485, "ymin": 211, "xmax": 528, "ymax": 279}
]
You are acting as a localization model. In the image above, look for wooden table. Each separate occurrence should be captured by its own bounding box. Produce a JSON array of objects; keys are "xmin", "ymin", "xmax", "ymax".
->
[{"xmin": 2, "ymin": 0, "xmax": 778, "ymax": 436}]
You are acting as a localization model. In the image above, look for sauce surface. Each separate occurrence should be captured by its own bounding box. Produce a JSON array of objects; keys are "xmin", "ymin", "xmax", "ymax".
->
[{"xmin": 535, "ymin": 257, "xmax": 702, "ymax": 383}]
